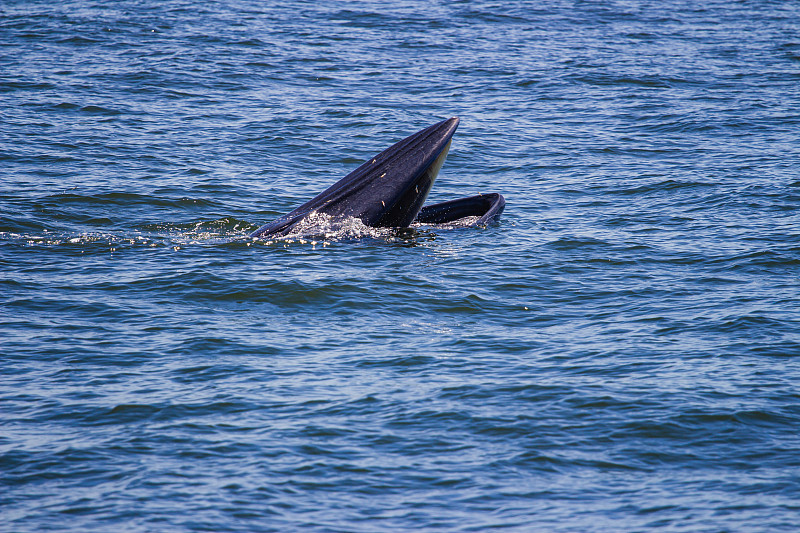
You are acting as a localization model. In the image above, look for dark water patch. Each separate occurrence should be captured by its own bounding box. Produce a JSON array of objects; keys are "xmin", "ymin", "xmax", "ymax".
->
[
  {"xmin": 569, "ymin": 73, "xmax": 681, "ymax": 88},
  {"xmin": 170, "ymin": 363, "xmax": 260, "ymax": 383},
  {"xmin": 0, "ymin": 80, "xmax": 57, "ymax": 91},
  {"xmin": 185, "ymin": 167, "xmax": 209, "ymax": 175},
  {"xmin": 165, "ymin": 337, "xmax": 273, "ymax": 357},
  {"xmin": 607, "ymin": 179, "xmax": 716, "ymax": 196},
  {"xmin": 39, "ymin": 192, "xmax": 220, "ymax": 210},
  {"xmin": 5, "ymin": 296, "xmax": 126, "ymax": 320},
  {"xmin": 544, "ymin": 237, "xmax": 610, "ymax": 250},
  {"xmin": 56, "ymin": 36, "xmax": 103, "ymax": 45},
  {"xmin": 78, "ymin": 105, "xmax": 121, "ymax": 115},
  {"xmin": 356, "ymin": 354, "xmax": 439, "ymax": 370},
  {"xmin": 711, "ymin": 249, "xmax": 800, "ymax": 272}
]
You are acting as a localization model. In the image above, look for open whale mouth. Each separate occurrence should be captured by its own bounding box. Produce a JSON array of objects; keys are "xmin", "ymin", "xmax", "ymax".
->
[{"xmin": 250, "ymin": 117, "xmax": 504, "ymax": 239}]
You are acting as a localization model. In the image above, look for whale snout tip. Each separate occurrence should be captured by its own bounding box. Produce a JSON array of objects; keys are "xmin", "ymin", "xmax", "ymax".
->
[{"xmin": 439, "ymin": 116, "xmax": 460, "ymax": 136}]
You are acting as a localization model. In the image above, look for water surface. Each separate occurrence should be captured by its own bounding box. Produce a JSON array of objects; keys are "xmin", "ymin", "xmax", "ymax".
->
[{"xmin": 2, "ymin": 1, "xmax": 799, "ymax": 531}]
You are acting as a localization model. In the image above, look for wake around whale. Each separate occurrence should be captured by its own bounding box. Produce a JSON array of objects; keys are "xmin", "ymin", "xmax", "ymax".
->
[{"xmin": 250, "ymin": 117, "xmax": 505, "ymax": 239}]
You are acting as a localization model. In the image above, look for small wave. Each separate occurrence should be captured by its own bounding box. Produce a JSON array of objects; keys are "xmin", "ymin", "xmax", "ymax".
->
[
  {"xmin": 1, "ymin": 207, "xmax": 491, "ymax": 251},
  {"xmin": 153, "ymin": 217, "xmax": 255, "ymax": 241},
  {"xmin": 610, "ymin": 179, "xmax": 716, "ymax": 196},
  {"xmin": 79, "ymin": 105, "xmax": 121, "ymax": 115},
  {"xmin": 57, "ymin": 36, "xmax": 102, "ymax": 45},
  {"xmin": 0, "ymin": 80, "xmax": 56, "ymax": 92},
  {"xmin": 253, "ymin": 212, "xmax": 486, "ymax": 245},
  {"xmin": 42, "ymin": 192, "xmax": 219, "ymax": 209},
  {"xmin": 1, "ymin": 214, "xmax": 259, "ymax": 251},
  {"xmin": 232, "ymin": 38, "xmax": 265, "ymax": 46},
  {"xmin": 569, "ymin": 73, "xmax": 685, "ymax": 88},
  {"xmin": 2, "ymin": 231, "xmax": 168, "ymax": 251}
]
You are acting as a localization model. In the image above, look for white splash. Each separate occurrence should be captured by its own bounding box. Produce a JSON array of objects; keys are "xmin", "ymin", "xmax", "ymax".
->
[{"xmin": 279, "ymin": 212, "xmax": 394, "ymax": 241}]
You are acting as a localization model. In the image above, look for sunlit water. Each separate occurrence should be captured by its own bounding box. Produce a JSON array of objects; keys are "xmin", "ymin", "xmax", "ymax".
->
[{"xmin": 2, "ymin": 1, "xmax": 799, "ymax": 531}]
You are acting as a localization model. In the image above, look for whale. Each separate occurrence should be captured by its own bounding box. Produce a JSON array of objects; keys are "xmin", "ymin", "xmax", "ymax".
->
[{"xmin": 250, "ymin": 117, "xmax": 505, "ymax": 238}]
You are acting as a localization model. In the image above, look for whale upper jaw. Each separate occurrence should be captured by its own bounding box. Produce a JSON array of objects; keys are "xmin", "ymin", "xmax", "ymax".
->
[{"xmin": 250, "ymin": 117, "xmax": 460, "ymax": 238}]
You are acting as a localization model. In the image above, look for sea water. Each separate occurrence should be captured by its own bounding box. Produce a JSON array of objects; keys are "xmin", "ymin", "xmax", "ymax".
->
[{"xmin": 2, "ymin": 1, "xmax": 799, "ymax": 531}]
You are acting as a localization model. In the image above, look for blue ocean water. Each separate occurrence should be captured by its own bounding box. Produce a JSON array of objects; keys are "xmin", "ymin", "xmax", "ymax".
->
[{"xmin": 2, "ymin": 0, "xmax": 799, "ymax": 531}]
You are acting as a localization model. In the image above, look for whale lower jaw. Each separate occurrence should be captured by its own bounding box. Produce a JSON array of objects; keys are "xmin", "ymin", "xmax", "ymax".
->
[{"xmin": 415, "ymin": 193, "xmax": 505, "ymax": 226}]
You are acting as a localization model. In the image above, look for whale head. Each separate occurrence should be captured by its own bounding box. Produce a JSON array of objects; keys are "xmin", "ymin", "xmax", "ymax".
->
[{"xmin": 251, "ymin": 117, "xmax": 460, "ymax": 238}]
